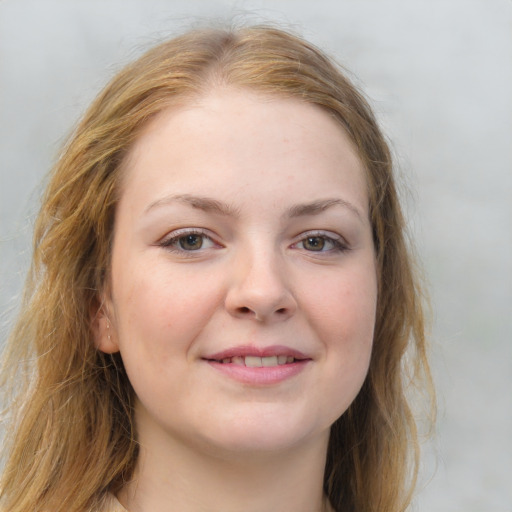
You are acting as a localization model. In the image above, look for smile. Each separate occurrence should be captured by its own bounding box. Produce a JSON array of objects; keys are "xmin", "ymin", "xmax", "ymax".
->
[
  {"xmin": 211, "ymin": 355, "xmax": 298, "ymax": 367},
  {"xmin": 203, "ymin": 346, "xmax": 311, "ymax": 385}
]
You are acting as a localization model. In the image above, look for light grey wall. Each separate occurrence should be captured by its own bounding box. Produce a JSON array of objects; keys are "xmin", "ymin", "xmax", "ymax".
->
[{"xmin": 1, "ymin": 0, "xmax": 511, "ymax": 510}]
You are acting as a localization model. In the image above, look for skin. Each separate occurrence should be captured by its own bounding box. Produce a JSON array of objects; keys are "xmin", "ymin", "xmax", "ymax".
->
[{"xmin": 95, "ymin": 89, "xmax": 378, "ymax": 512}]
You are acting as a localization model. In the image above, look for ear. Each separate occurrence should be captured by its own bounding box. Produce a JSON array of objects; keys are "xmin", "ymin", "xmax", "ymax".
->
[{"xmin": 90, "ymin": 297, "xmax": 120, "ymax": 354}]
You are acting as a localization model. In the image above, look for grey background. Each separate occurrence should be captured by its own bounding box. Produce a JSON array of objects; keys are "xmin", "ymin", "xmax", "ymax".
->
[{"xmin": 1, "ymin": 0, "xmax": 511, "ymax": 510}]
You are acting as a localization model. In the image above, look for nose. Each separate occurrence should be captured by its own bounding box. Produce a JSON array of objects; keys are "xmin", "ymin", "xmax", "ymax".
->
[{"xmin": 224, "ymin": 246, "xmax": 297, "ymax": 322}]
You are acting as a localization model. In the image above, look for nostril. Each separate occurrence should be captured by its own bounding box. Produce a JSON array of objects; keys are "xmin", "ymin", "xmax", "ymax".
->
[
  {"xmin": 239, "ymin": 307, "xmax": 251, "ymax": 314},
  {"xmin": 276, "ymin": 308, "xmax": 287, "ymax": 315}
]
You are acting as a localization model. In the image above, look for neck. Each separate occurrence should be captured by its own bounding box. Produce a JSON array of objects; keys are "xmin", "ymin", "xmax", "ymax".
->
[{"xmin": 118, "ymin": 426, "xmax": 331, "ymax": 512}]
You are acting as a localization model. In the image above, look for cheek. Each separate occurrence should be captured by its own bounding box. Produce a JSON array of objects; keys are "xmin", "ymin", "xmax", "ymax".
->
[
  {"xmin": 290, "ymin": 267, "xmax": 376, "ymax": 428},
  {"xmin": 112, "ymin": 260, "xmax": 225, "ymax": 358},
  {"xmin": 305, "ymin": 265, "xmax": 377, "ymax": 342},
  {"xmin": 301, "ymin": 265, "xmax": 377, "ymax": 389}
]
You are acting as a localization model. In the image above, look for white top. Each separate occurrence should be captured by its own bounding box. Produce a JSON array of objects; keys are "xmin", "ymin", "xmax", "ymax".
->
[{"xmin": 104, "ymin": 494, "xmax": 128, "ymax": 512}]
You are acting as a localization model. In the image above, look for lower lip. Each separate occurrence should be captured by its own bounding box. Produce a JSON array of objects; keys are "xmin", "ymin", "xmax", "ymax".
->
[{"xmin": 206, "ymin": 360, "xmax": 310, "ymax": 385}]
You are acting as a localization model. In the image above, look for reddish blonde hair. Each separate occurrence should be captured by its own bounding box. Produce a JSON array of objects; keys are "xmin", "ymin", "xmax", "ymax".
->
[{"xmin": 1, "ymin": 25, "xmax": 434, "ymax": 512}]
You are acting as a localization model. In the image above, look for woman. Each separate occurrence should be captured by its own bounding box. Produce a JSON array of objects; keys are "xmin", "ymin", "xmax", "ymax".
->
[{"xmin": 0, "ymin": 25, "xmax": 434, "ymax": 512}]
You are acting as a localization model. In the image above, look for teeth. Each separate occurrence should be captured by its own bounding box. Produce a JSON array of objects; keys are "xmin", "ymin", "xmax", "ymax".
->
[
  {"xmin": 262, "ymin": 356, "xmax": 278, "ymax": 367},
  {"xmin": 244, "ymin": 356, "xmax": 262, "ymax": 367},
  {"xmin": 217, "ymin": 355, "xmax": 296, "ymax": 366}
]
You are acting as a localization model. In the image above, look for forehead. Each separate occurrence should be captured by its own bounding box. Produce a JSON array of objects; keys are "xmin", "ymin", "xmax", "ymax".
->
[{"xmin": 119, "ymin": 88, "xmax": 368, "ymax": 214}]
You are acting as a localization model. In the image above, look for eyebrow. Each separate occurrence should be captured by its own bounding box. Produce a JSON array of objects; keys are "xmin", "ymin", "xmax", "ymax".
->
[
  {"xmin": 145, "ymin": 194, "xmax": 240, "ymax": 216},
  {"xmin": 285, "ymin": 198, "xmax": 364, "ymax": 221},
  {"xmin": 145, "ymin": 194, "xmax": 364, "ymax": 222}
]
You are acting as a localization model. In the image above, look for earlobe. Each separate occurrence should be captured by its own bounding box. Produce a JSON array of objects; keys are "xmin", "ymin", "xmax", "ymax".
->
[{"xmin": 91, "ymin": 301, "xmax": 120, "ymax": 354}]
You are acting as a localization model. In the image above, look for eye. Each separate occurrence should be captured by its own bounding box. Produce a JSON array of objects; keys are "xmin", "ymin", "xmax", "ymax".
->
[
  {"xmin": 293, "ymin": 232, "xmax": 348, "ymax": 253},
  {"xmin": 302, "ymin": 236, "xmax": 329, "ymax": 251},
  {"xmin": 159, "ymin": 229, "xmax": 218, "ymax": 253},
  {"xmin": 176, "ymin": 233, "xmax": 206, "ymax": 251}
]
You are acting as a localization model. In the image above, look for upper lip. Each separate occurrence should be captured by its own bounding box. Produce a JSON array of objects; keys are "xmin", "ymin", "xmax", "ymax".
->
[{"xmin": 204, "ymin": 345, "xmax": 310, "ymax": 361}]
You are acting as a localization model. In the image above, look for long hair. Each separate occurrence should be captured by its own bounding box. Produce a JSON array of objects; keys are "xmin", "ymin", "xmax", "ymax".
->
[{"xmin": 1, "ymin": 25, "xmax": 434, "ymax": 512}]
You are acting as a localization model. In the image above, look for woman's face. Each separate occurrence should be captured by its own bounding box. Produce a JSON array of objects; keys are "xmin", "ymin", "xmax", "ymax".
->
[{"xmin": 100, "ymin": 89, "xmax": 377, "ymax": 456}]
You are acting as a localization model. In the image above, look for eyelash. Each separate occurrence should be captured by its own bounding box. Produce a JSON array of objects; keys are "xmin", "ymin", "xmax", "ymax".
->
[
  {"xmin": 158, "ymin": 228, "xmax": 218, "ymax": 255},
  {"xmin": 158, "ymin": 229, "xmax": 349, "ymax": 255},
  {"xmin": 292, "ymin": 231, "xmax": 349, "ymax": 254}
]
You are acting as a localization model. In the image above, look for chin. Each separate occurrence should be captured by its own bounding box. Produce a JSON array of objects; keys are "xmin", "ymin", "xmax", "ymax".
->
[
  {"xmin": 202, "ymin": 430, "xmax": 310, "ymax": 457},
  {"xmin": 194, "ymin": 409, "xmax": 329, "ymax": 457}
]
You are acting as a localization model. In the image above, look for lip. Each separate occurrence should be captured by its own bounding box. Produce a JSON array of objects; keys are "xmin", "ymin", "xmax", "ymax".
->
[
  {"xmin": 203, "ymin": 345, "xmax": 312, "ymax": 386},
  {"xmin": 205, "ymin": 345, "xmax": 310, "ymax": 361}
]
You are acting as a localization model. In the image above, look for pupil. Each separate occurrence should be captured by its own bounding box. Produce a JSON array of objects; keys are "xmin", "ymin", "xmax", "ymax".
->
[
  {"xmin": 179, "ymin": 234, "xmax": 202, "ymax": 250},
  {"xmin": 305, "ymin": 237, "xmax": 324, "ymax": 251}
]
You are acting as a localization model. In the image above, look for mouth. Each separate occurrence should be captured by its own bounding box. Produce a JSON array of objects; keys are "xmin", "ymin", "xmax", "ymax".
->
[
  {"xmin": 206, "ymin": 355, "xmax": 300, "ymax": 367},
  {"xmin": 203, "ymin": 346, "xmax": 311, "ymax": 385}
]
